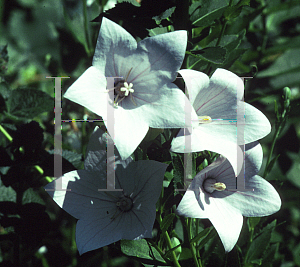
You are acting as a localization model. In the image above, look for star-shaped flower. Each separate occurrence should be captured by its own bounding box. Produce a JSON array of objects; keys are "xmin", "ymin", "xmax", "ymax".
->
[
  {"xmin": 45, "ymin": 127, "xmax": 167, "ymax": 255},
  {"xmin": 64, "ymin": 17, "xmax": 197, "ymax": 160},
  {"xmin": 171, "ymin": 68, "xmax": 271, "ymax": 174},
  {"xmin": 176, "ymin": 141, "xmax": 281, "ymax": 252}
]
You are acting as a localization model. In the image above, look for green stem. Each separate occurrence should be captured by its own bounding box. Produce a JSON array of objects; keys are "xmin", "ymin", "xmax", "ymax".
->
[
  {"xmin": 187, "ymin": 218, "xmax": 202, "ymax": 267},
  {"xmin": 158, "ymin": 215, "xmax": 181, "ymax": 267},
  {"xmin": 263, "ymin": 122, "xmax": 282, "ymax": 178},
  {"xmin": 0, "ymin": 124, "xmax": 13, "ymax": 142},
  {"xmin": 82, "ymin": 0, "xmax": 92, "ymax": 57}
]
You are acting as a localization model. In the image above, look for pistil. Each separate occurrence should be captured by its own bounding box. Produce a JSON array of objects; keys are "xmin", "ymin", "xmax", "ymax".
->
[{"xmin": 203, "ymin": 178, "xmax": 226, "ymax": 193}]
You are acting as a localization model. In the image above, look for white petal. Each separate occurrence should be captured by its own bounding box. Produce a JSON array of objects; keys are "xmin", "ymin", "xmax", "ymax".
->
[
  {"xmin": 104, "ymin": 107, "xmax": 149, "ymax": 160},
  {"xmin": 171, "ymin": 127, "xmax": 243, "ymax": 175},
  {"xmin": 244, "ymin": 103, "xmax": 271, "ymax": 143},
  {"xmin": 92, "ymin": 17, "xmax": 137, "ymax": 74},
  {"xmin": 177, "ymin": 168, "xmax": 243, "ymax": 252},
  {"xmin": 63, "ymin": 66, "xmax": 108, "ymax": 119},
  {"xmin": 208, "ymin": 200, "xmax": 243, "ymax": 252},
  {"xmin": 135, "ymin": 83, "xmax": 198, "ymax": 128},
  {"xmin": 192, "ymin": 68, "xmax": 244, "ymax": 118},
  {"xmin": 177, "ymin": 69, "xmax": 210, "ymax": 106}
]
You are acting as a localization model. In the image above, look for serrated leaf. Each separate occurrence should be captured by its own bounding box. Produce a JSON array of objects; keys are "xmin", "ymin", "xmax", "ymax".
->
[
  {"xmin": 190, "ymin": 0, "xmax": 228, "ymax": 27},
  {"xmin": 188, "ymin": 46, "xmax": 227, "ymax": 64},
  {"xmin": 121, "ymin": 239, "xmax": 167, "ymax": 265},
  {"xmin": 161, "ymin": 213, "xmax": 175, "ymax": 233},
  {"xmin": 6, "ymin": 88, "xmax": 53, "ymax": 119},
  {"xmin": 153, "ymin": 6, "xmax": 176, "ymax": 24},
  {"xmin": 245, "ymin": 220, "xmax": 277, "ymax": 263}
]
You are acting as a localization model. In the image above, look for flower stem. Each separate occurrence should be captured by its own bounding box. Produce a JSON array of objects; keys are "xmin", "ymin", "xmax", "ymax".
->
[
  {"xmin": 187, "ymin": 218, "xmax": 202, "ymax": 267},
  {"xmin": 158, "ymin": 214, "xmax": 181, "ymax": 267},
  {"xmin": 0, "ymin": 124, "xmax": 13, "ymax": 142}
]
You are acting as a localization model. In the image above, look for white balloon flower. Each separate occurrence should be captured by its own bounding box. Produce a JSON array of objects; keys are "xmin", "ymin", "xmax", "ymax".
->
[
  {"xmin": 64, "ymin": 18, "xmax": 197, "ymax": 160},
  {"xmin": 176, "ymin": 141, "xmax": 281, "ymax": 252}
]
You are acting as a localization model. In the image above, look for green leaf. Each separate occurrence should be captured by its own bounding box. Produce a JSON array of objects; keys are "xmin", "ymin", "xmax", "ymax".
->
[
  {"xmin": 265, "ymin": 154, "xmax": 280, "ymax": 177},
  {"xmin": 190, "ymin": 0, "xmax": 228, "ymax": 27},
  {"xmin": 120, "ymin": 239, "xmax": 167, "ymax": 265},
  {"xmin": 6, "ymin": 88, "xmax": 53, "ymax": 119},
  {"xmin": 197, "ymin": 227, "xmax": 217, "ymax": 250},
  {"xmin": 153, "ymin": 7, "xmax": 176, "ymax": 24},
  {"xmin": 170, "ymin": 152, "xmax": 185, "ymax": 191},
  {"xmin": 191, "ymin": 227, "xmax": 212, "ymax": 244},
  {"xmin": 188, "ymin": 46, "xmax": 227, "ymax": 64},
  {"xmin": 261, "ymin": 243, "xmax": 279, "ymax": 267},
  {"xmin": 257, "ymin": 49, "xmax": 300, "ymax": 78},
  {"xmin": 245, "ymin": 220, "xmax": 277, "ymax": 263},
  {"xmin": 161, "ymin": 213, "xmax": 175, "ymax": 233}
]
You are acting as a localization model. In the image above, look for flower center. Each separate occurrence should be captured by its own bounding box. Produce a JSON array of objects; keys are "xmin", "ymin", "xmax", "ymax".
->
[
  {"xmin": 198, "ymin": 116, "xmax": 212, "ymax": 124},
  {"xmin": 112, "ymin": 68, "xmax": 136, "ymax": 107},
  {"xmin": 116, "ymin": 196, "xmax": 133, "ymax": 212},
  {"xmin": 203, "ymin": 178, "xmax": 226, "ymax": 193}
]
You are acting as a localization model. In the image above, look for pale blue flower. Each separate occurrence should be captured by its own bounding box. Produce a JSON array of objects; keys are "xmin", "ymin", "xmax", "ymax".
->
[{"xmin": 45, "ymin": 127, "xmax": 167, "ymax": 255}]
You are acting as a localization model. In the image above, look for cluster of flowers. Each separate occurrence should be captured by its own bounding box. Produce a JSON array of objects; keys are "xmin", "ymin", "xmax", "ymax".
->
[{"xmin": 45, "ymin": 18, "xmax": 281, "ymax": 255}]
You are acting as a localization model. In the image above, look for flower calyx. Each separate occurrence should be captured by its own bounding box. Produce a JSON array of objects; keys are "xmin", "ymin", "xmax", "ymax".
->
[{"xmin": 203, "ymin": 178, "xmax": 226, "ymax": 193}]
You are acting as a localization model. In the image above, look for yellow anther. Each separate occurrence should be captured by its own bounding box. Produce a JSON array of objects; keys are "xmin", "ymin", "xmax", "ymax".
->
[{"xmin": 198, "ymin": 116, "xmax": 212, "ymax": 124}]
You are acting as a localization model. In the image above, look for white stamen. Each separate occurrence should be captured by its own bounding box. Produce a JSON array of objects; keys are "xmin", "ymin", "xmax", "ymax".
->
[{"xmin": 120, "ymin": 82, "xmax": 134, "ymax": 97}]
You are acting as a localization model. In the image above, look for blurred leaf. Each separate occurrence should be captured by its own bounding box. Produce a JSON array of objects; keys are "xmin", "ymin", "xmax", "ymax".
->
[
  {"xmin": 161, "ymin": 213, "xmax": 175, "ymax": 233},
  {"xmin": 187, "ymin": 46, "xmax": 227, "ymax": 64},
  {"xmin": 121, "ymin": 239, "xmax": 167, "ymax": 265},
  {"xmin": 245, "ymin": 220, "xmax": 277, "ymax": 264},
  {"xmin": 261, "ymin": 243, "xmax": 279, "ymax": 267},
  {"xmin": 257, "ymin": 49, "xmax": 300, "ymax": 77},
  {"xmin": 269, "ymin": 70, "xmax": 300, "ymax": 90},
  {"xmin": 6, "ymin": 89, "xmax": 53, "ymax": 119},
  {"xmin": 227, "ymin": 6, "xmax": 264, "ymax": 35}
]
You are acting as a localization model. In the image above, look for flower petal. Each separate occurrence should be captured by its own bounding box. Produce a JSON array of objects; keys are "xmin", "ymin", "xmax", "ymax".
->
[
  {"xmin": 177, "ymin": 69, "xmax": 210, "ymax": 106},
  {"xmin": 177, "ymin": 168, "xmax": 243, "ymax": 252},
  {"xmin": 63, "ymin": 66, "xmax": 108, "ymax": 118},
  {"xmin": 105, "ymin": 107, "xmax": 149, "ymax": 160},
  {"xmin": 244, "ymin": 102, "xmax": 271, "ymax": 143},
  {"xmin": 92, "ymin": 17, "xmax": 138, "ymax": 74},
  {"xmin": 134, "ymin": 83, "xmax": 198, "ymax": 128},
  {"xmin": 44, "ymin": 170, "xmax": 120, "ymax": 220},
  {"xmin": 171, "ymin": 127, "xmax": 243, "ymax": 175}
]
